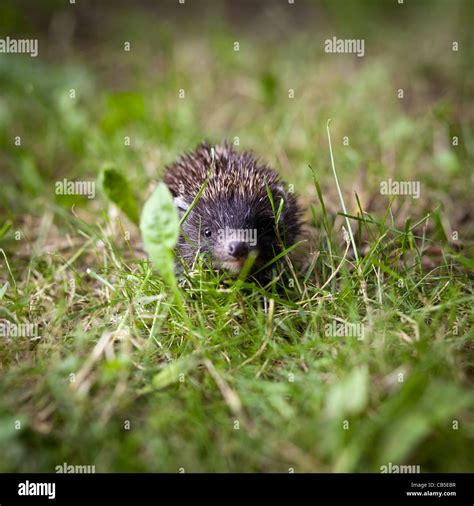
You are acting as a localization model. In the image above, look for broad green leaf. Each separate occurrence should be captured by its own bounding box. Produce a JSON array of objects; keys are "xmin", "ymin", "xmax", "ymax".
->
[
  {"xmin": 100, "ymin": 167, "xmax": 140, "ymax": 225},
  {"xmin": 140, "ymin": 181, "xmax": 180, "ymax": 278}
]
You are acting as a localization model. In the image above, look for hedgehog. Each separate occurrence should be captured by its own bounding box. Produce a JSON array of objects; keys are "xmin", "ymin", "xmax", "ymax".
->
[{"xmin": 163, "ymin": 142, "xmax": 302, "ymax": 277}]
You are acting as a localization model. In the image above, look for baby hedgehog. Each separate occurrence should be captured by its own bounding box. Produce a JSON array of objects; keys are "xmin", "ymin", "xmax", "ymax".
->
[{"xmin": 163, "ymin": 142, "xmax": 302, "ymax": 276}]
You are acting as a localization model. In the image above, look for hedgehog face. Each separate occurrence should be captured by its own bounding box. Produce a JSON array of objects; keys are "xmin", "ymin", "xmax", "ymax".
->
[
  {"xmin": 201, "ymin": 223, "xmax": 257, "ymax": 273},
  {"xmin": 174, "ymin": 192, "xmax": 292, "ymax": 275},
  {"xmin": 165, "ymin": 142, "xmax": 302, "ymax": 277}
]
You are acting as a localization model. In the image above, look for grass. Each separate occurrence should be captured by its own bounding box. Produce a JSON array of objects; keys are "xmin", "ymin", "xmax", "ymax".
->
[{"xmin": 0, "ymin": 0, "xmax": 473, "ymax": 472}]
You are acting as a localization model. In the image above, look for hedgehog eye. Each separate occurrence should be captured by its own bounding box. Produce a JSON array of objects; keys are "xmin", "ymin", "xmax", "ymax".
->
[{"xmin": 204, "ymin": 228, "xmax": 212, "ymax": 238}]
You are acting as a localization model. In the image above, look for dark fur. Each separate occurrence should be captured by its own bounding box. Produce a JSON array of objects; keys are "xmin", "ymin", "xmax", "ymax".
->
[{"xmin": 163, "ymin": 142, "xmax": 302, "ymax": 275}]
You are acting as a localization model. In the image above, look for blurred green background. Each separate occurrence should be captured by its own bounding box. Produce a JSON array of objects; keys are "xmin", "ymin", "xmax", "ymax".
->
[{"xmin": 1, "ymin": 0, "xmax": 473, "ymax": 226}]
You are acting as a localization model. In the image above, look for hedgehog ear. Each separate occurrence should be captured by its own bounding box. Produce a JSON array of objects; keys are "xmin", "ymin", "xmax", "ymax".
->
[{"xmin": 174, "ymin": 196, "xmax": 190, "ymax": 216}]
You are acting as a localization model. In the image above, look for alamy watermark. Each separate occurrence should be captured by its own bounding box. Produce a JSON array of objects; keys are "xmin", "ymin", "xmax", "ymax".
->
[
  {"xmin": 217, "ymin": 226, "xmax": 257, "ymax": 247},
  {"xmin": 380, "ymin": 178, "xmax": 420, "ymax": 199},
  {"xmin": 0, "ymin": 36, "xmax": 38, "ymax": 57},
  {"xmin": 380, "ymin": 462, "xmax": 421, "ymax": 473},
  {"xmin": 324, "ymin": 37, "xmax": 365, "ymax": 57},
  {"xmin": 0, "ymin": 320, "xmax": 39, "ymax": 339},
  {"xmin": 55, "ymin": 179, "xmax": 96, "ymax": 199},
  {"xmin": 324, "ymin": 321, "xmax": 365, "ymax": 340},
  {"xmin": 18, "ymin": 481, "xmax": 55, "ymax": 500},
  {"xmin": 55, "ymin": 462, "xmax": 96, "ymax": 473}
]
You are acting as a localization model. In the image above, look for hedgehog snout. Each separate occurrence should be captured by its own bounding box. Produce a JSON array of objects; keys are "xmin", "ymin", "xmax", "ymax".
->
[{"xmin": 227, "ymin": 241, "xmax": 249, "ymax": 260}]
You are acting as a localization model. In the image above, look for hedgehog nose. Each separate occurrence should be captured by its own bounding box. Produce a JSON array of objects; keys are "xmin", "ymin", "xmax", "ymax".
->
[{"xmin": 228, "ymin": 241, "xmax": 249, "ymax": 259}]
